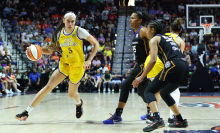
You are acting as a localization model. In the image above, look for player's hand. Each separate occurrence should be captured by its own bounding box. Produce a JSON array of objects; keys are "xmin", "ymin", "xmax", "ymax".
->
[
  {"xmin": 83, "ymin": 60, "xmax": 91, "ymax": 70},
  {"xmin": 132, "ymin": 76, "xmax": 143, "ymax": 88}
]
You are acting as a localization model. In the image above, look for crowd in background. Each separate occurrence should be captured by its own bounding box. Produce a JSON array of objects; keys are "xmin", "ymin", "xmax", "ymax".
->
[{"xmin": 1, "ymin": 0, "xmax": 220, "ymax": 94}]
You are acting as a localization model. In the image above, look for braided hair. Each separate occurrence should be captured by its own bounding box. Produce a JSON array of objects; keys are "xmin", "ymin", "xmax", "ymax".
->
[
  {"xmin": 171, "ymin": 18, "xmax": 183, "ymax": 33},
  {"xmin": 134, "ymin": 11, "xmax": 151, "ymax": 25},
  {"xmin": 148, "ymin": 20, "xmax": 163, "ymax": 36}
]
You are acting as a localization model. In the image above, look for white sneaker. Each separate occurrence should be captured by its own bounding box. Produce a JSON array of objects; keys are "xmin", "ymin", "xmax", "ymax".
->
[
  {"xmin": 95, "ymin": 84, "xmax": 98, "ymax": 88},
  {"xmin": 24, "ymin": 87, "xmax": 29, "ymax": 93},
  {"xmin": 103, "ymin": 88, "xmax": 106, "ymax": 92},
  {"xmin": 5, "ymin": 89, "xmax": 10, "ymax": 94},
  {"xmin": 9, "ymin": 89, "xmax": 14, "ymax": 94},
  {"xmin": 98, "ymin": 88, "xmax": 100, "ymax": 92},
  {"xmin": 108, "ymin": 88, "xmax": 110, "ymax": 92},
  {"xmin": 0, "ymin": 92, "xmax": 2, "ymax": 95},
  {"xmin": 112, "ymin": 89, "xmax": 114, "ymax": 92},
  {"xmin": 15, "ymin": 89, "xmax": 21, "ymax": 93}
]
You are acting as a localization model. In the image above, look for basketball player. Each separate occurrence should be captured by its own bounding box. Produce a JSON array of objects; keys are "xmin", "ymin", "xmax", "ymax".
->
[
  {"xmin": 15, "ymin": 12, "xmax": 99, "ymax": 121},
  {"xmin": 103, "ymin": 11, "xmax": 153, "ymax": 124},
  {"xmin": 140, "ymin": 18, "xmax": 186, "ymax": 125},
  {"xmin": 132, "ymin": 20, "xmax": 189, "ymax": 132}
]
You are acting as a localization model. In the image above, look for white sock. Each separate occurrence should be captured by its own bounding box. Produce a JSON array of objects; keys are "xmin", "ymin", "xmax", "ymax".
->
[
  {"xmin": 169, "ymin": 88, "xmax": 180, "ymax": 119},
  {"xmin": 76, "ymin": 100, "xmax": 81, "ymax": 106},
  {"xmin": 26, "ymin": 105, "xmax": 34, "ymax": 113}
]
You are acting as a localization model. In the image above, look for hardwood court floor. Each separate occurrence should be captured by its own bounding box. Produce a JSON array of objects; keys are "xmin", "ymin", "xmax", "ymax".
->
[{"xmin": 0, "ymin": 92, "xmax": 220, "ymax": 133}]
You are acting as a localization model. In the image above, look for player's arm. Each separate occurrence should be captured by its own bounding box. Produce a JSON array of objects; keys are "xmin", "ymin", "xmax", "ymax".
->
[
  {"xmin": 42, "ymin": 42, "xmax": 57, "ymax": 55},
  {"xmin": 86, "ymin": 35, "xmax": 99, "ymax": 61},
  {"xmin": 179, "ymin": 39, "xmax": 185, "ymax": 53}
]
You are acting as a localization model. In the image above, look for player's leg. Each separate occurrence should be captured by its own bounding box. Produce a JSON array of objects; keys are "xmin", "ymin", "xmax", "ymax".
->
[
  {"xmin": 68, "ymin": 81, "xmax": 83, "ymax": 119},
  {"xmin": 103, "ymin": 64, "xmax": 143, "ymax": 124},
  {"xmin": 15, "ymin": 69, "xmax": 66, "ymax": 121},
  {"xmin": 168, "ymin": 88, "xmax": 180, "ymax": 125}
]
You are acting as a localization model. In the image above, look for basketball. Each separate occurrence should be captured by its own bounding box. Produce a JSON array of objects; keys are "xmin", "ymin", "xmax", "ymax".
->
[{"xmin": 26, "ymin": 45, "xmax": 42, "ymax": 61}]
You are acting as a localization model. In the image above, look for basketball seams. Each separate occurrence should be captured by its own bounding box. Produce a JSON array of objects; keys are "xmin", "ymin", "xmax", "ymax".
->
[{"xmin": 26, "ymin": 45, "xmax": 42, "ymax": 61}]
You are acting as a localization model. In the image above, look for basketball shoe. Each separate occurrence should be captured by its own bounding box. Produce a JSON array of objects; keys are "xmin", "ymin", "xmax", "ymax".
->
[
  {"xmin": 143, "ymin": 118, "xmax": 165, "ymax": 132},
  {"xmin": 167, "ymin": 115, "xmax": 177, "ymax": 125},
  {"xmin": 103, "ymin": 113, "xmax": 122, "ymax": 124},
  {"xmin": 168, "ymin": 119, "xmax": 188, "ymax": 128},
  {"xmin": 15, "ymin": 110, "xmax": 29, "ymax": 121},
  {"xmin": 76, "ymin": 99, "xmax": 83, "ymax": 119}
]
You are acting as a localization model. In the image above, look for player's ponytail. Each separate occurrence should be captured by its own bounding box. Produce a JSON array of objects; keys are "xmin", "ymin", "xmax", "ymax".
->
[
  {"xmin": 149, "ymin": 20, "xmax": 163, "ymax": 36},
  {"xmin": 171, "ymin": 18, "xmax": 183, "ymax": 33},
  {"xmin": 134, "ymin": 11, "xmax": 151, "ymax": 25},
  {"xmin": 52, "ymin": 23, "xmax": 65, "ymax": 43}
]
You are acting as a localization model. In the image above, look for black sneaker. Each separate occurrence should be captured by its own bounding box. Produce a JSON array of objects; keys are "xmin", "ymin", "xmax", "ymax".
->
[
  {"xmin": 146, "ymin": 114, "xmax": 154, "ymax": 124},
  {"xmin": 76, "ymin": 99, "xmax": 83, "ymax": 119},
  {"xmin": 143, "ymin": 118, "xmax": 165, "ymax": 132},
  {"xmin": 168, "ymin": 119, "xmax": 188, "ymax": 128},
  {"xmin": 167, "ymin": 117, "xmax": 177, "ymax": 125},
  {"xmin": 15, "ymin": 110, "xmax": 29, "ymax": 121}
]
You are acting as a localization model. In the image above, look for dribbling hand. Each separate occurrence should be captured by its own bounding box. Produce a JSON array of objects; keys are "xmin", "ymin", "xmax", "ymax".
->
[
  {"xmin": 132, "ymin": 76, "xmax": 143, "ymax": 88},
  {"xmin": 83, "ymin": 60, "xmax": 91, "ymax": 70}
]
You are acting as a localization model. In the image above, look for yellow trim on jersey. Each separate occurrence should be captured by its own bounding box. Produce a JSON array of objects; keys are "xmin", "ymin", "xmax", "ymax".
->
[
  {"xmin": 144, "ymin": 55, "xmax": 164, "ymax": 79},
  {"xmin": 165, "ymin": 33, "xmax": 179, "ymax": 43}
]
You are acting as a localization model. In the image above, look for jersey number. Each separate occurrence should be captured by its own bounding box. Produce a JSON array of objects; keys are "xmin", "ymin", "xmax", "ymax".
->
[{"xmin": 68, "ymin": 47, "xmax": 73, "ymax": 54}]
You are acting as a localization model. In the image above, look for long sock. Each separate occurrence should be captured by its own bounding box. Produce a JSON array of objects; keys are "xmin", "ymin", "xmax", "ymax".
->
[
  {"xmin": 176, "ymin": 114, "xmax": 184, "ymax": 121},
  {"xmin": 170, "ymin": 88, "xmax": 180, "ymax": 119},
  {"xmin": 147, "ymin": 106, "xmax": 150, "ymax": 114},
  {"xmin": 153, "ymin": 112, "xmax": 160, "ymax": 120},
  {"xmin": 76, "ymin": 100, "xmax": 81, "ymax": 106},
  {"xmin": 115, "ymin": 108, "xmax": 123, "ymax": 116},
  {"xmin": 26, "ymin": 105, "xmax": 34, "ymax": 113}
]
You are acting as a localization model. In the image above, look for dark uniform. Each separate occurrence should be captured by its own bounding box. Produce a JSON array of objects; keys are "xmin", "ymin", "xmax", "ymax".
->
[
  {"xmin": 119, "ymin": 26, "xmax": 150, "ymax": 103},
  {"xmin": 144, "ymin": 35, "xmax": 189, "ymax": 106}
]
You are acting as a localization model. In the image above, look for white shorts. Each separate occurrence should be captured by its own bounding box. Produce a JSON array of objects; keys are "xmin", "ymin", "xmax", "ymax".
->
[{"xmin": 111, "ymin": 80, "xmax": 121, "ymax": 85}]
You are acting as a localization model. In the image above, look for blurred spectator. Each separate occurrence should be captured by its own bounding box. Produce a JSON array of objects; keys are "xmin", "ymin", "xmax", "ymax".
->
[
  {"xmin": 122, "ymin": 69, "xmax": 131, "ymax": 83},
  {"xmin": 212, "ymin": 55, "xmax": 220, "ymax": 65},
  {"xmin": 20, "ymin": 8, "xmax": 27, "ymax": 18},
  {"xmin": 104, "ymin": 47, "xmax": 112, "ymax": 61},
  {"xmin": 163, "ymin": 11, "xmax": 170, "ymax": 20},
  {"xmin": 108, "ymin": 12, "xmax": 117, "ymax": 22},
  {"xmin": 3, "ymin": 5, "xmax": 13, "ymax": 18},
  {"xmin": 156, "ymin": 8, "xmax": 164, "ymax": 15},
  {"xmin": 8, "ymin": 68, "xmax": 21, "ymax": 93},
  {"xmin": 191, "ymin": 42, "xmax": 198, "ymax": 55},
  {"xmin": 92, "ymin": 57, "xmax": 101, "ymax": 70},
  {"xmin": 149, "ymin": 7, "xmax": 156, "ymax": 15},
  {"xmin": 42, "ymin": 21, "xmax": 49, "ymax": 30},
  {"xmin": 99, "ymin": 63, "xmax": 108, "ymax": 74},
  {"xmin": 111, "ymin": 69, "xmax": 122, "ymax": 92},
  {"xmin": 38, "ymin": 55, "xmax": 48, "ymax": 67},
  {"xmin": 28, "ymin": 68, "xmax": 40, "ymax": 91},
  {"xmin": 51, "ymin": 52, "xmax": 60, "ymax": 61},
  {"xmin": 210, "ymin": 63, "xmax": 219, "ymax": 75},
  {"xmin": 80, "ymin": 17, "xmax": 86, "ymax": 28},
  {"xmin": 103, "ymin": 70, "xmax": 112, "ymax": 92},
  {"xmin": 83, "ymin": 74, "xmax": 96, "ymax": 92},
  {"xmin": 178, "ymin": 3, "xmax": 185, "ymax": 12},
  {"xmin": 94, "ymin": 69, "xmax": 103, "ymax": 92},
  {"xmin": 46, "ymin": 35, "xmax": 51, "ymax": 43},
  {"xmin": 190, "ymin": 29, "xmax": 198, "ymax": 37},
  {"xmin": 98, "ymin": 34, "xmax": 105, "ymax": 42}
]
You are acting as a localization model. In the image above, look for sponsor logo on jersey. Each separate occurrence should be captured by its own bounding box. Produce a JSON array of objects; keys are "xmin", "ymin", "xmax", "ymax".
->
[
  {"xmin": 165, "ymin": 61, "xmax": 171, "ymax": 68},
  {"xmin": 72, "ymin": 34, "xmax": 75, "ymax": 37}
]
